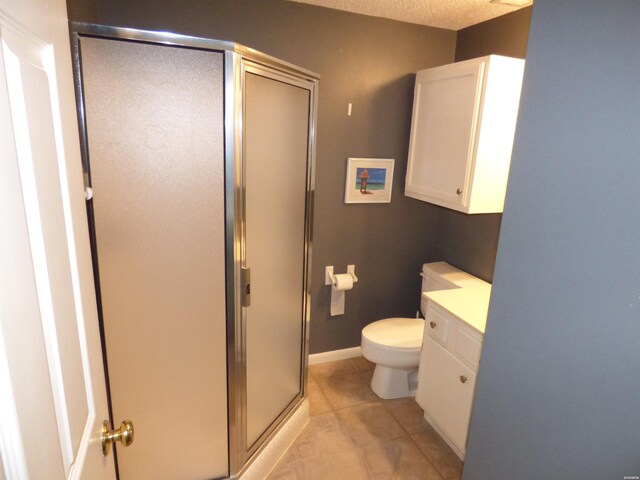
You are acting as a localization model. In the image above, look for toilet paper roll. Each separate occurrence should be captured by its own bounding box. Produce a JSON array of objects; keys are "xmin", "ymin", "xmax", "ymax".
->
[
  {"xmin": 332, "ymin": 273, "xmax": 354, "ymax": 291},
  {"xmin": 330, "ymin": 274, "xmax": 353, "ymax": 316},
  {"xmin": 330, "ymin": 289, "xmax": 345, "ymax": 316}
]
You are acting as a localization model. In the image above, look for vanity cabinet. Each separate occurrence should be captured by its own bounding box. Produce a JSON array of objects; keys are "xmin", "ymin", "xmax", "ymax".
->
[
  {"xmin": 405, "ymin": 55, "xmax": 524, "ymax": 213},
  {"xmin": 416, "ymin": 302, "xmax": 484, "ymax": 459}
]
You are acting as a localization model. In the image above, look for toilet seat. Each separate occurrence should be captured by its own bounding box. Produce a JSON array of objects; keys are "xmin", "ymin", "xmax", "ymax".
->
[{"xmin": 362, "ymin": 317, "xmax": 424, "ymax": 352}]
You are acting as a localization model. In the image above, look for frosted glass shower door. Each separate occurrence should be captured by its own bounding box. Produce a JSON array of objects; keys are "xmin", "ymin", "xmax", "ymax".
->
[
  {"xmin": 79, "ymin": 37, "xmax": 228, "ymax": 479},
  {"xmin": 244, "ymin": 70, "xmax": 312, "ymax": 448}
]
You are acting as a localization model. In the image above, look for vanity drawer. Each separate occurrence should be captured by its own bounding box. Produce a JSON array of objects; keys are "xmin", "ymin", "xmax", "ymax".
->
[
  {"xmin": 452, "ymin": 326, "xmax": 483, "ymax": 370},
  {"xmin": 424, "ymin": 306, "xmax": 450, "ymax": 344}
]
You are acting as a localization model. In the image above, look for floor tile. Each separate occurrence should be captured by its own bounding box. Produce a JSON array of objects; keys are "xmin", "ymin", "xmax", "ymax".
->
[
  {"xmin": 349, "ymin": 356, "xmax": 375, "ymax": 372},
  {"xmin": 336, "ymin": 401, "xmax": 405, "ymax": 446},
  {"xmin": 295, "ymin": 412, "xmax": 355, "ymax": 457},
  {"xmin": 316, "ymin": 371, "xmax": 378, "ymax": 409},
  {"xmin": 360, "ymin": 367, "xmax": 375, "ymax": 386},
  {"xmin": 309, "ymin": 359, "xmax": 356, "ymax": 379},
  {"xmin": 383, "ymin": 397, "xmax": 430, "ymax": 433},
  {"xmin": 360, "ymin": 435, "xmax": 403, "ymax": 479},
  {"xmin": 272, "ymin": 363, "xmax": 459, "ymax": 480},
  {"xmin": 411, "ymin": 425, "xmax": 463, "ymax": 480},
  {"xmin": 390, "ymin": 436, "xmax": 444, "ymax": 480},
  {"xmin": 356, "ymin": 435, "xmax": 445, "ymax": 480},
  {"xmin": 307, "ymin": 378, "xmax": 332, "ymax": 416},
  {"xmin": 269, "ymin": 412, "xmax": 369, "ymax": 480},
  {"xmin": 297, "ymin": 449, "xmax": 371, "ymax": 480},
  {"xmin": 307, "ymin": 376, "xmax": 318, "ymax": 392}
]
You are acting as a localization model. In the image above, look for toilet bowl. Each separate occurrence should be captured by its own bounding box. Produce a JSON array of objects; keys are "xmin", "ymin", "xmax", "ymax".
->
[
  {"xmin": 361, "ymin": 317, "xmax": 424, "ymax": 399},
  {"xmin": 360, "ymin": 262, "xmax": 469, "ymax": 399}
]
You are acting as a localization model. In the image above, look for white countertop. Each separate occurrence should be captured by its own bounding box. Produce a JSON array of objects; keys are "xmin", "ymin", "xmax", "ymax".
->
[{"xmin": 423, "ymin": 280, "xmax": 492, "ymax": 334}]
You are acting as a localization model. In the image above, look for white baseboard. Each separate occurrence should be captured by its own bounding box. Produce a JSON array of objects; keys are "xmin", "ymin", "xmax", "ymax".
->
[{"xmin": 308, "ymin": 346, "xmax": 361, "ymax": 365}]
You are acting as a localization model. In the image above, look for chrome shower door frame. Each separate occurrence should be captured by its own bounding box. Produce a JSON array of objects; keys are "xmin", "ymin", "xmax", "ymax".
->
[
  {"xmin": 69, "ymin": 22, "xmax": 318, "ymax": 479},
  {"xmin": 226, "ymin": 53, "xmax": 318, "ymax": 475}
]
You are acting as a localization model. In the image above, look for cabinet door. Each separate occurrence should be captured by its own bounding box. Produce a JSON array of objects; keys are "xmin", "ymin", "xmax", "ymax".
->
[
  {"xmin": 405, "ymin": 60, "xmax": 486, "ymax": 209},
  {"xmin": 418, "ymin": 335, "xmax": 477, "ymax": 453}
]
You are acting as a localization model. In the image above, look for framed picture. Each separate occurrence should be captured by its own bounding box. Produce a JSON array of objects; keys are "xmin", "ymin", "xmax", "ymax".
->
[{"xmin": 344, "ymin": 158, "xmax": 395, "ymax": 204}]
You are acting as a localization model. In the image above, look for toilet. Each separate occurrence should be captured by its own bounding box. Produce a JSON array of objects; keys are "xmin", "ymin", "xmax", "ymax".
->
[{"xmin": 361, "ymin": 262, "xmax": 463, "ymax": 399}]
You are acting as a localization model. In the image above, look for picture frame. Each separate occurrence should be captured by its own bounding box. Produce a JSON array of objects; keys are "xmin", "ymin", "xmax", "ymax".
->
[{"xmin": 344, "ymin": 158, "xmax": 395, "ymax": 204}]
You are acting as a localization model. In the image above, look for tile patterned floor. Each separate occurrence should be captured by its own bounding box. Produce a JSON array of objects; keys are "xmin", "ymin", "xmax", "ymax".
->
[{"xmin": 267, "ymin": 358, "xmax": 463, "ymax": 480}]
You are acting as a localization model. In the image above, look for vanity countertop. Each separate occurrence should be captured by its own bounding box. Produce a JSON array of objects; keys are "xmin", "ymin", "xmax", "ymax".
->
[{"xmin": 423, "ymin": 280, "xmax": 492, "ymax": 334}]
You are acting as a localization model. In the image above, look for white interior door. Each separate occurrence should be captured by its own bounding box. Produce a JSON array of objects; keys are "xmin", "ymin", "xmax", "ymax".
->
[{"xmin": 0, "ymin": 1, "xmax": 115, "ymax": 479}]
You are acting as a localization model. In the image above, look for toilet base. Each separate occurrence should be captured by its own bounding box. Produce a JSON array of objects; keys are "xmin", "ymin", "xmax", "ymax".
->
[{"xmin": 370, "ymin": 364, "xmax": 418, "ymax": 399}]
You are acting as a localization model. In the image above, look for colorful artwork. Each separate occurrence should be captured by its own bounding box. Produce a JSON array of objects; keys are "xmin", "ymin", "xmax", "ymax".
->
[
  {"xmin": 355, "ymin": 167, "xmax": 387, "ymax": 194},
  {"xmin": 345, "ymin": 158, "xmax": 394, "ymax": 204}
]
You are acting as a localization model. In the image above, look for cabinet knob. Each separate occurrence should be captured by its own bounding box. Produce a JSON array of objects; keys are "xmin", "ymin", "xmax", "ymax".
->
[
  {"xmin": 459, "ymin": 375, "xmax": 467, "ymax": 384},
  {"xmin": 456, "ymin": 188, "xmax": 463, "ymax": 195},
  {"xmin": 429, "ymin": 321, "xmax": 437, "ymax": 329}
]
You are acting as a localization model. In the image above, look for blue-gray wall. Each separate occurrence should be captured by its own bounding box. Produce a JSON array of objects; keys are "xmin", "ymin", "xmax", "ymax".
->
[{"xmin": 465, "ymin": 1, "xmax": 640, "ymax": 478}]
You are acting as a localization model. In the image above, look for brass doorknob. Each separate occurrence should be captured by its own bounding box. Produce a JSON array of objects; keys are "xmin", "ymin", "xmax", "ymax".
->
[{"xmin": 101, "ymin": 420, "xmax": 134, "ymax": 456}]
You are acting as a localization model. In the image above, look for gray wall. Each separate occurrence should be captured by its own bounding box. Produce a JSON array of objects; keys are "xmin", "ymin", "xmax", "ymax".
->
[
  {"xmin": 454, "ymin": 7, "xmax": 531, "ymax": 62},
  {"xmin": 465, "ymin": 1, "xmax": 640, "ymax": 478},
  {"xmin": 435, "ymin": 7, "xmax": 531, "ymax": 283},
  {"xmin": 68, "ymin": 0, "xmax": 456, "ymax": 353},
  {"xmin": 66, "ymin": 0, "xmax": 97, "ymax": 23}
]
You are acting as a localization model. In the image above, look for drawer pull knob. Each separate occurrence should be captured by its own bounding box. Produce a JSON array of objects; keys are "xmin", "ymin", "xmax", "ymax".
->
[
  {"xmin": 460, "ymin": 375, "xmax": 467, "ymax": 384},
  {"xmin": 456, "ymin": 188, "xmax": 463, "ymax": 195},
  {"xmin": 429, "ymin": 321, "xmax": 437, "ymax": 329}
]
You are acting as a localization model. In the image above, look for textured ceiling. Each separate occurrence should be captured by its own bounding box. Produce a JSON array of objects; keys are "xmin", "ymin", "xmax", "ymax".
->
[{"xmin": 286, "ymin": 0, "xmax": 531, "ymax": 30}]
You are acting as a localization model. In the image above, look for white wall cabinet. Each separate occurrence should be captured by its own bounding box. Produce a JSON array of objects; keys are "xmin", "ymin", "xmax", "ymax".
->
[
  {"xmin": 405, "ymin": 55, "xmax": 524, "ymax": 213},
  {"xmin": 416, "ymin": 302, "xmax": 484, "ymax": 459}
]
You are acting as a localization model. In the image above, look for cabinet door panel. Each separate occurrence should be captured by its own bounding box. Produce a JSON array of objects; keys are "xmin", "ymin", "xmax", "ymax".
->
[
  {"xmin": 406, "ymin": 61, "xmax": 485, "ymax": 207},
  {"xmin": 419, "ymin": 335, "xmax": 477, "ymax": 452}
]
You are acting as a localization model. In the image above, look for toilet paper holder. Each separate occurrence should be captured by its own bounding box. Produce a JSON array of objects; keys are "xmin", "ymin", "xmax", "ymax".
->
[{"xmin": 325, "ymin": 265, "xmax": 358, "ymax": 285}]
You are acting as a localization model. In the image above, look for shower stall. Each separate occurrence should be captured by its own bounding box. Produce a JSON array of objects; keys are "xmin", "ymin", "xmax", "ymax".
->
[{"xmin": 71, "ymin": 24, "xmax": 317, "ymax": 479}]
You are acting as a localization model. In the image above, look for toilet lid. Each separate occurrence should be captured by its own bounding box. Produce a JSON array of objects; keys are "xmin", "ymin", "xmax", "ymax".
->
[{"xmin": 361, "ymin": 318, "xmax": 424, "ymax": 350}]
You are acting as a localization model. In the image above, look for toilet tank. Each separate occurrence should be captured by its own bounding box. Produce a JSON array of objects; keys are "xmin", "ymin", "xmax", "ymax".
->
[{"xmin": 420, "ymin": 262, "xmax": 478, "ymax": 316}]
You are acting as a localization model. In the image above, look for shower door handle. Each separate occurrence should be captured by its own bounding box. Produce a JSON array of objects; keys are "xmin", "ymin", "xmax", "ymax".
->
[{"xmin": 241, "ymin": 267, "xmax": 251, "ymax": 307}]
